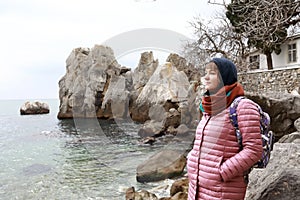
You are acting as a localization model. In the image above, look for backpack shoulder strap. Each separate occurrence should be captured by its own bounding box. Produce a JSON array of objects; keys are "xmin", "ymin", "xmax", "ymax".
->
[{"xmin": 229, "ymin": 96, "xmax": 246, "ymax": 150}]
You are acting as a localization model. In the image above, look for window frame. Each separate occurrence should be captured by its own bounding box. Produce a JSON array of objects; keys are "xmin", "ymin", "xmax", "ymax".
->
[
  {"xmin": 288, "ymin": 43, "xmax": 297, "ymax": 63},
  {"xmin": 249, "ymin": 54, "xmax": 260, "ymax": 70}
]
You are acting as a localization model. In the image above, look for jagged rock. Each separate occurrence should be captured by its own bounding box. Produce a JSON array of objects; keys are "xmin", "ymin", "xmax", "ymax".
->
[
  {"xmin": 163, "ymin": 108, "xmax": 181, "ymax": 130},
  {"xmin": 131, "ymin": 62, "xmax": 190, "ymax": 123},
  {"xmin": 166, "ymin": 53, "xmax": 201, "ymax": 82},
  {"xmin": 138, "ymin": 120, "xmax": 164, "ymax": 138},
  {"xmin": 129, "ymin": 52, "xmax": 159, "ymax": 122},
  {"xmin": 295, "ymin": 117, "xmax": 300, "ymax": 132},
  {"xmin": 99, "ymin": 72, "xmax": 132, "ymax": 119},
  {"xmin": 125, "ymin": 187, "xmax": 158, "ymax": 200},
  {"xmin": 180, "ymin": 81, "xmax": 203, "ymax": 128},
  {"xmin": 57, "ymin": 45, "xmax": 131, "ymax": 119},
  {"xmin": 166, "ymin": 54, "xmax": 203, "ymax": 126},
  {"xmin": 132, "ymin": 51, "xmax": 159, "ymax": 93},
  {"xmin": 166, "ymin": 126, "xmax": 177, "ymax": 135},
  {"xmin": 245, "ymin": 143, "xmax": 300, "ymax": 200},
  {"xmin": 137, "ymin": 102, "xmax": 191, "ymax": 138},
  {"xmin": 291, "ymin": 89, "xmax": 300, "ymax": 96},
  {"xmin": 135, "ymin": 62, "xmax": 189, "ymax": 104},
  {"xmin": 175, "ymin": 124, "xmax": 190, "ymax": 135},
  {"xmin": 170, "ymin": 178, "xmax": 189, "ymax": 196},
  {"xmin": 246, "ymin": 93, "xmax": 300, "ymax": 139},
  {"xmin": 149, "ymin": 104, "xmax": 167, "ymax": 122},
  {"xmin": 133, "ymin": 62, "xmax": 192, "ymax": 137},
  {"xmin": 20, "ymin": 101, "xmax": 49, "ymax": 115},
  {"xmin": 278, "ymin": 132, "xmax": 300, "ymax": 143},
  {"xmin": 136, "ymin": 150, "xmax": 186, "ymax": 183},
  {"xmin": 144, "ymin": 178, "xmax": 189, "ymax": 200},
  {"xmin": 168, "ymin": 192, "xmax": 188, "ymax": 200},
  {"xmin": 139, "ymin": 136, "xmax": 156, "ymax": 145}
]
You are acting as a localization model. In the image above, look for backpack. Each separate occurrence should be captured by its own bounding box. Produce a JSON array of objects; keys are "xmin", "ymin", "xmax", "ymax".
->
[{"xmin": 229, "ymin": 96, "xmax": 275, "ymax": 169}]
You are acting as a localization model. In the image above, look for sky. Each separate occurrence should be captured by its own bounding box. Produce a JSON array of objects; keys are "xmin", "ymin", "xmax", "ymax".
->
[{"xmin": 0, "ymin": 0, "xmax": 222, "ymax": 100}]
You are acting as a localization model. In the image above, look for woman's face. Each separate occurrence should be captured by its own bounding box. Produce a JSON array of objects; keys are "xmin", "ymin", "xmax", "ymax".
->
[{"xmin": 203, "ymin": 62, "xmax": 222, "ymax": 93}]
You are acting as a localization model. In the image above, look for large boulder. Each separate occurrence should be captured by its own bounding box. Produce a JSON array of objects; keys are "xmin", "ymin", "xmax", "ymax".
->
[
  {"xmin": 245, "ymin": 143, "xmax": 300, "ymax": 200},
  {"xmin": 136, "ymin": 150, "xmax": 186, "ymax": 183},
  {"xmin": 20, "ymin": 101, "xmax": 49, "ymax": 115}
]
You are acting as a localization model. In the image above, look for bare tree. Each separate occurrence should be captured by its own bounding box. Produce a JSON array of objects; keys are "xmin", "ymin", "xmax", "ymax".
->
[
  {"xmin": 225, "ymin": 0, "xmax": 300, "ymax": 69},
  {"xmin": 182, "ymin": 13, "xmax": 249, "ymax": 73}
]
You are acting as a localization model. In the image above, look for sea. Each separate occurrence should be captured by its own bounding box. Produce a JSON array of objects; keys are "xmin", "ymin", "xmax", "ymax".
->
[{"xmin": 0, "ymin": 99, "xmax": 192, "ymax": 200}]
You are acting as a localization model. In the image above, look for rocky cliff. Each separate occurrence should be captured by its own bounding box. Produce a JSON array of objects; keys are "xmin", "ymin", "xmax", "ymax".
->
[{"xmin": 57, "ymin": 45, "xmax": 202, "ymax": 131}]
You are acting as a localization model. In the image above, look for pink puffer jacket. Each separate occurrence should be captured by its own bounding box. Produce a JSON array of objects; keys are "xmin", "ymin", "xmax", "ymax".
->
[{"xmin": 187, "ymin": 99, "xmax": 263, "ymax": 200}]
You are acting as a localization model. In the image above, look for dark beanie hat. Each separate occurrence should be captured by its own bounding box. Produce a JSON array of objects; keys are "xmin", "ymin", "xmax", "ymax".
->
[{"xmin": 211, "ymin": 58, "xmax": 237, "ymax": 86}]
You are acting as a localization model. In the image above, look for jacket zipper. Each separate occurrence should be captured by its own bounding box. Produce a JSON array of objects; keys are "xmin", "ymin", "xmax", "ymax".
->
[{"xmin": 195, "ymin": 116, "xmax": 211, "ymax": 199}]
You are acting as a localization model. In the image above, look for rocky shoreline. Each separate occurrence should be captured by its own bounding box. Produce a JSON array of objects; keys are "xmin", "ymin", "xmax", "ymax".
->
[{"xmin": 57, "ymin": 44, "xmax": 300, "ymax": 199}]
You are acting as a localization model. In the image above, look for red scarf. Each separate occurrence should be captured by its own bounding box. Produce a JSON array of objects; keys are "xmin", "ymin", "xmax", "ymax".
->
[{"xmin": 201, "ymin": 83, "xmax": 244, "ymax": 115}]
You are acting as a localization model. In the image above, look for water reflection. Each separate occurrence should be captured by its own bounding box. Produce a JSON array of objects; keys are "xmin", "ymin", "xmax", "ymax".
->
[{"xmin": 57, "ymin": 119, "xmax": 77, "ymax": 135}]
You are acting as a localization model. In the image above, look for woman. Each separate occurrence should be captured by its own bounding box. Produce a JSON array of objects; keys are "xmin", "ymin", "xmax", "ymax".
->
[{"xmin": 187, "ymin": 58, "xmax": 263, "ymax": 200}]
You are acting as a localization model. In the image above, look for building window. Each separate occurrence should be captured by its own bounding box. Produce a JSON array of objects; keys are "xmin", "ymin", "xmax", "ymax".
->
[
  {"xmin": 288, "ymin": 43, "xmax": 297, "ymax": 63},
  {"xmin": 249, "ymin": 55, "xmax": 260, "ymax": 70}
]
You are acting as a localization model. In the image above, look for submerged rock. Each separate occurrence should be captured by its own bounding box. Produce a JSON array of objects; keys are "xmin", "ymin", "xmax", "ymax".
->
[{"xmin": 20, "ymin": 101, "xmax": 50, "ymax": 115}]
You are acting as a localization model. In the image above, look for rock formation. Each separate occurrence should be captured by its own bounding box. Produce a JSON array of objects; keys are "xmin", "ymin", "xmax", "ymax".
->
[
  {"xmin": 20, "ymin": 101, "xmax": 49, "ymax": 115},
  {"xmin": 57, "ymin": 45, "xmax": 131, "ymax": 119},
  {"xmin": 57, "ymin": 46, "xmax": 202, "ymax": 132},
  {"xmin": 246, "ymin": 92, "xmax": 300, "ymax": 139}
]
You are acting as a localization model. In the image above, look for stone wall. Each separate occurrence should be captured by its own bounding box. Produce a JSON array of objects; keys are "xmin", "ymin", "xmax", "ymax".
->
[{"xmin": 238, "ymin": 67, "xmax": 300, "ymax": 94}]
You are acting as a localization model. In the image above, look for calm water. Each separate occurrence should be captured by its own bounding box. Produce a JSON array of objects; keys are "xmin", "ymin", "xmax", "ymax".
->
[{"xmin": 0, "ymin": 99, "xmax": 192, "ymax": 200}]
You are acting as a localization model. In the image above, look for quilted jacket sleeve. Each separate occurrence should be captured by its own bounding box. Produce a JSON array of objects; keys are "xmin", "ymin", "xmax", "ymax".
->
[{"xmin": 219, "ymin": 99, "xmax": 263, "ymax": 182}]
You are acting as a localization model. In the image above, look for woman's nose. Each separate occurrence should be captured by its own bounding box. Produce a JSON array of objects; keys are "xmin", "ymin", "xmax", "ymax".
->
[{"xmin": 204, "ymin": 73, "xmax": 209, "ymax": 80}]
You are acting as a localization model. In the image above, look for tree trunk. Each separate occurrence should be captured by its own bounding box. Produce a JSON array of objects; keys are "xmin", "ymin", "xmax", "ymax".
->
[{"xmin": 266, "ymin": 52, "xmax": 273, "ymax": 70}]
